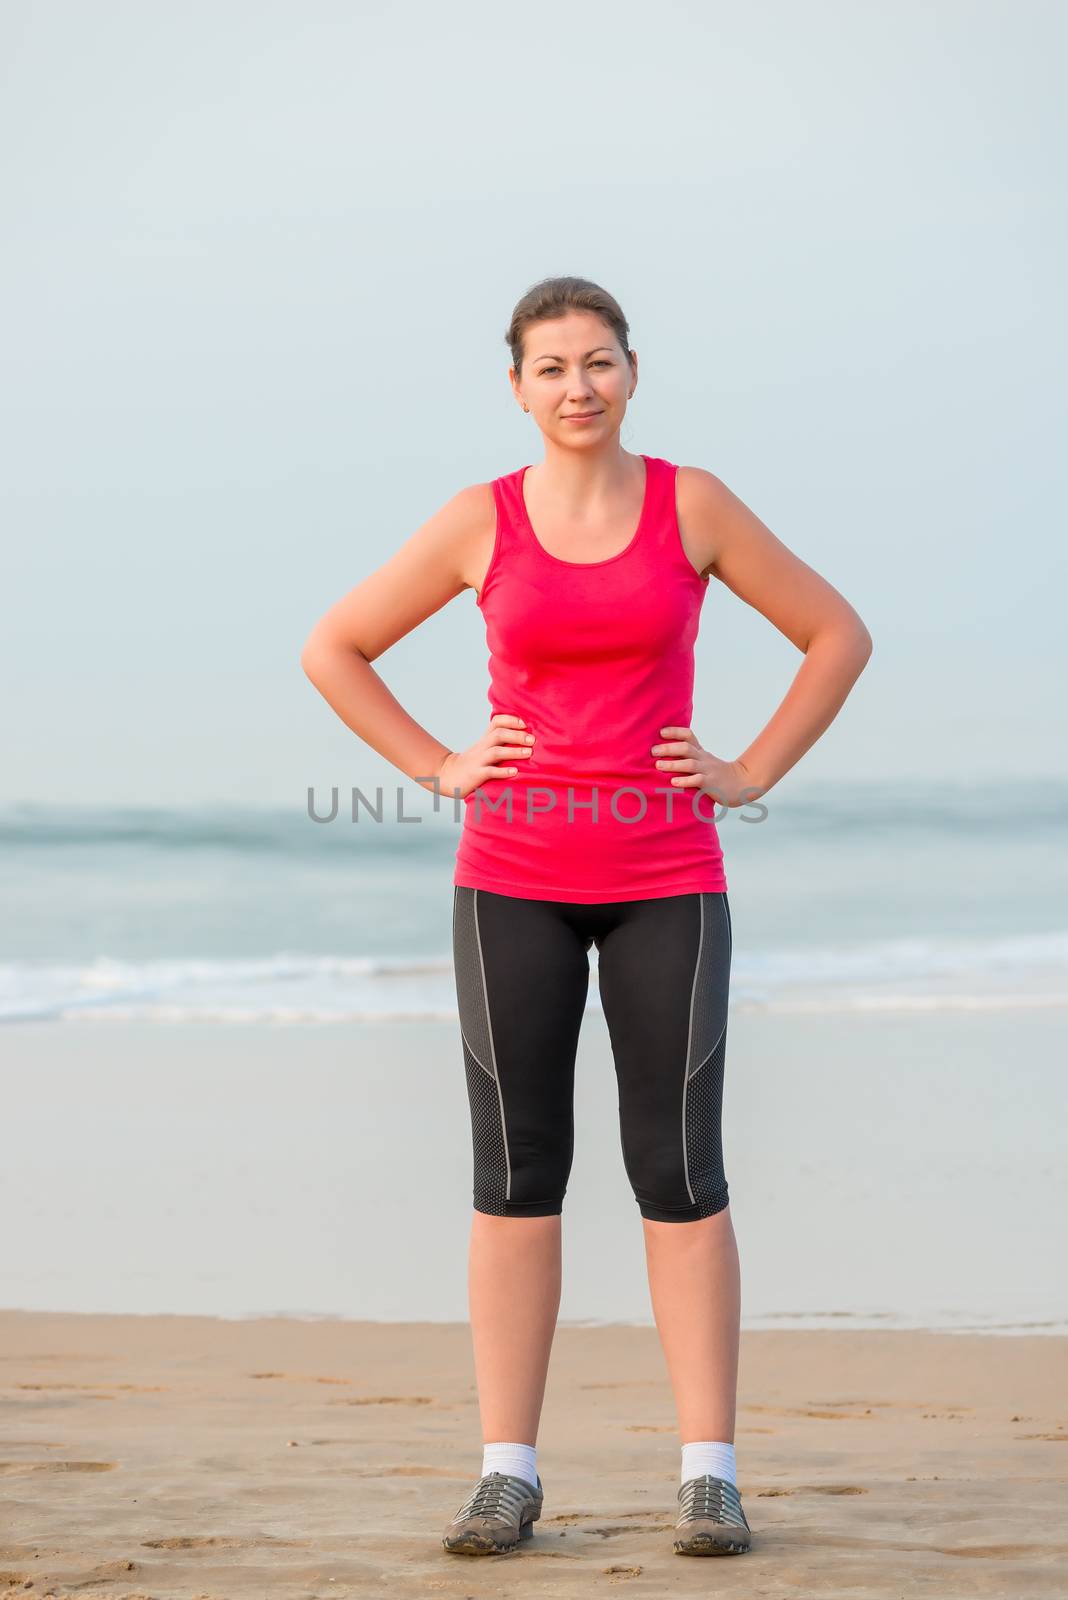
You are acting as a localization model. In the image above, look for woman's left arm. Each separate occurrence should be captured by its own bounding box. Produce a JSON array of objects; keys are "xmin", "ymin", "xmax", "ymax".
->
[{"xmin": 662, "ymin": 466, "xmax": 873, "ymax": 803}]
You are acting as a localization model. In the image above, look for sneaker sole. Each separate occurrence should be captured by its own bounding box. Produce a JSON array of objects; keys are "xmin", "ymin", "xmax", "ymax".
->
[
  {"xmin": 674, "ymin": 1529, "xmax": 751, "ymax": 1555},
  {"xmin": 443, "ymin": 1517, "xmax": 536, "ymax": 1555}
]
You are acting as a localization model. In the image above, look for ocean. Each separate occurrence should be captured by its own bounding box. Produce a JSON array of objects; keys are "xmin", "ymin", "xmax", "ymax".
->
[
  {"xmin": 3, "ymin": 779, "xmax": 1065, "ymax": 1333},
  {"xmin": 2, "ymin": 779, "xmax": 1065, "ymax": 1024}
]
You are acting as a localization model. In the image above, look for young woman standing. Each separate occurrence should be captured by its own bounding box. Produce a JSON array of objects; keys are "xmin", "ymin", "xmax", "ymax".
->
[{"xmin": 301, "ymin": 277, "xmax": 872, "ymax": 1558}]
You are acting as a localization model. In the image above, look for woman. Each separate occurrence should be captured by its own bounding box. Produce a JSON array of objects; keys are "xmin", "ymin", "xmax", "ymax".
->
[{"xmin": 301, "ymin": 276, "xmax": 873, "ymax": 1559}]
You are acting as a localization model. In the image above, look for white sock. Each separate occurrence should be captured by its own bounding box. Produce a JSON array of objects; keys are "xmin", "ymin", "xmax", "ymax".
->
[
  {"xmin": 482, "ymin": 1440, "xmax": 538, "ymax": 1490},
  {"xmin": 681, "ymin": 1440, "xmax": 736, "ymax": 1487}
]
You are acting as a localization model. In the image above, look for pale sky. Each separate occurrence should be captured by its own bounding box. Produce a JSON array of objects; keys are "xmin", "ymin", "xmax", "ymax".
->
[{"xmin": 2, "ymin": 0, "xmax": 1064, "ymax": 807}]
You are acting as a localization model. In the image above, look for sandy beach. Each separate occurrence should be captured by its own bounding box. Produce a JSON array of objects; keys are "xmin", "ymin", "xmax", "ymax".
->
[
  {"xmin": 5, "ymin": 0, "xmax": 1067, "ymax": 1587},
  {"xmin": 1, "ymin": 1309, "xmax": 1066, "ymax": 1597},
  {"xmin": 3, "ymin": 922, "xmax": 1066, "ymax": 1596}
]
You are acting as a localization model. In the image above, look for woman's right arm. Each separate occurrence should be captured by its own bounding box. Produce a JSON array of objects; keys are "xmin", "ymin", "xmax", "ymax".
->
[{"xmin": 299, "ymin": 482, "xmax": 532, "ymax": 796}]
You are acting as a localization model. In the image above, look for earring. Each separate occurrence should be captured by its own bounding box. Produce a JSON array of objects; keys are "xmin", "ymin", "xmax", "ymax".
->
[{"xmin": 523, "ymin": 405, "xmax": 529, "ymax": 412}]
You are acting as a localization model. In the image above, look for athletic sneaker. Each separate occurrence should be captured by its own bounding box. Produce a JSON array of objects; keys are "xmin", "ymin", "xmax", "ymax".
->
[
  {"xmin": 441, "ymin": 1469, "xmax": 544, "ymax": 1554},
  {"xmin": 673, "ymin": 1472, "xmax": 752, "ymax": 1555}
]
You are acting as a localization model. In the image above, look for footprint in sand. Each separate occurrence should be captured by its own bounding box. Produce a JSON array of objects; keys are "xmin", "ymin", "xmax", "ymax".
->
[
  {"xmin": 744, "ymin": 1402, "xmax": 878, "ymax": 1421},
  {"xmin": 756, "ymin": 1484, "xmax": 868, "ymax": 1497},
  {"xmin": 798, "ymin": 1484, "xmax": 868, "ymax": 1495},
  {"xmin": 584, "ymin": 1525, "xmax": 667, "ymax": 1539},
  {"xmin": 331, "ymin": 1394, "xmax": 437, "ymax": 1406},
  {"xmin": 247, "ymin": 1374, "xmax": 443, "ymax": 1406},
  {"xmin": 248, "ymin": 1371, "xmax": 351, "ymax": 1384},
  {"xmin": 366, "ymin": 1465, "xmax": 466, "ymax": 1479},
  {"xmin": 296, "ymin": 1437, "xmax": 463, "ymax": 1451},
  {"xmin": 796, "ymin": 1408, "xmax": 872, "ymax": 1420},
  {"xmin": 808, "ymin": 1398, "xmax": 896, "ymax": 1407},
  {"xmin": 933, "ymin": 1542, "xmax": 1059, "ymax": 1560},
  {"xmin": 0, "ymin": 1439, "xmax": 67, "ymax": 1449},
  {"xmin": 142, "ymin": 1535, "xmax": 307, "ymax": 1550},
  {"xmin": 543, "ymin": 1513, "xmax": 671, "ymax": 1535},
  {"xmin": 13, "ymin": 1381, "xmax": 166, "ymax": 1392}
]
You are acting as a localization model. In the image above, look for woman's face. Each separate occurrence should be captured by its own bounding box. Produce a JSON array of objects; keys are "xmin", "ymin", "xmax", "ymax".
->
[{"xmin": 512, "ymin": 310, "xmax": 636, "ymax": 446}]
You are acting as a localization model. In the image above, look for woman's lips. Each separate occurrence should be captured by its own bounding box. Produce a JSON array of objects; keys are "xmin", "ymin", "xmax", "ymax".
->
[{"xmin": 563, "ymin": 411, "xmax": 603, "ymax": 423}]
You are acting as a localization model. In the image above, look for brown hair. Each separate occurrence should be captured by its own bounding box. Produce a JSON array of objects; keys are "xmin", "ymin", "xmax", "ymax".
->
[{"xmin": 506, "ymin": 276, "xmax": 633, "ymax": 381}]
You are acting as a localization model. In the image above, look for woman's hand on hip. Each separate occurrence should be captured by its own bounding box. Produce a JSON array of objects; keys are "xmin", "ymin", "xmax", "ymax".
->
[
  {"xmin": 437, "ymin": 713, "xmax": 536, "ymax": 799},
  {"xmin": 652, "ymin": 726, "xmax": 765, "ymax": 807}
]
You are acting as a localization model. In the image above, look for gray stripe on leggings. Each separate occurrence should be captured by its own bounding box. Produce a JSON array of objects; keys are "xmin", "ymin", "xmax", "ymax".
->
[
  {"xmin": 688, "ymin": 892, "xmax": 730, "ymax": 1080},
  {"xmin": 472, "ymin": 889, "xmax": 512, "ymax": 1202},
  {"xmin": 681, "ymin": 892, "xmax": 706, "ymax": 1205}
]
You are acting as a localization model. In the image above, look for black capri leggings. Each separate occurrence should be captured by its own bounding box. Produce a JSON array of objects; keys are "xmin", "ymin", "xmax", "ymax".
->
[{"xmin": 452, "ymin": 885, "xmax": 732, "ymax": 1224}]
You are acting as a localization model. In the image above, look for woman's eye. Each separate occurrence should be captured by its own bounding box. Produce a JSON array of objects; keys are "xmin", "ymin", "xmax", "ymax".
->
[{"xmin": 539, "ymin": 361, "xmax": 611, "ymax": 376}]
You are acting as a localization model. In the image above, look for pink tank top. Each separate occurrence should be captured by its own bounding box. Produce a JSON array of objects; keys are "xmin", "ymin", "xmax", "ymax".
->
[{"xmin": 452, "ymin": 453, "xmax": 728, "ymax": 903}]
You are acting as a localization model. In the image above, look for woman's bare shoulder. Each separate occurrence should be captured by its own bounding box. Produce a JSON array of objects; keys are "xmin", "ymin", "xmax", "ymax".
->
[
  {"xmin": 438, "ymin": 480, "xmax": 497, "ymax": 597},
  {"xmin": 675, "ymin": 463, "xmax": 732, "ymax": 580}
]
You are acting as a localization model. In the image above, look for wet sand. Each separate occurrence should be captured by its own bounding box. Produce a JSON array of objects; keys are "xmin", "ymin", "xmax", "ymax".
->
[{"xmin": 1, "ymin": 1309, "xmax": 1066, "ymax": 1597}]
